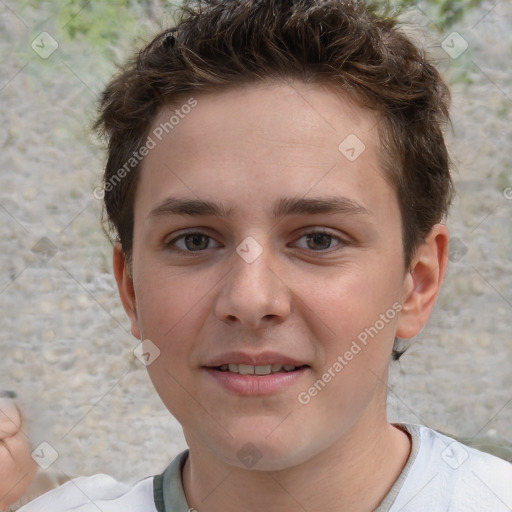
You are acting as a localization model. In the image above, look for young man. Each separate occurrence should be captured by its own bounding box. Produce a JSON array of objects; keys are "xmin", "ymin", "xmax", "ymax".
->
[{"xmin": 6, "ymin": 0, "xmax": 512, "ymax": 510}]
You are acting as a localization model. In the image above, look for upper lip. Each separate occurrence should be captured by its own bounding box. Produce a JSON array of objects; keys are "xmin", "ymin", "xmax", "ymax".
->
[{"xmin": 204, "ymin": 351, "xmax": 308, "ymax": 367}]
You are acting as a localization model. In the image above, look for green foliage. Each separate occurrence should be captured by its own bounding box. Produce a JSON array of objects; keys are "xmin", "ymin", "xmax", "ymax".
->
[
  {"xmin": 23, "ymin": 0, "xmax": 181, "ymax": 55},
  {"xmin": 59, "ymin": 0, "xmax": 132, "ymax": 41},
  {"xmin": 386, "ymin": 0, "xmax": 484, "ymax": 31},
  {"xmin": 25, "ymin": 0, "xmax": 483, "ymax": 49},
  {"xmin": 424, "ymin": 0, "xmax": 483, "ymax": 30}
]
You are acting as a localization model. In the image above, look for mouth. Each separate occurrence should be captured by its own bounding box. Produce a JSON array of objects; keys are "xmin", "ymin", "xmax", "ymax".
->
[
  {"xmin": 212, "ymin": 363, "xmax": 308, "ymax": 375},
  {"xmin": 203, "ymin": 354, "xmax": 310, "ymax": 396}
]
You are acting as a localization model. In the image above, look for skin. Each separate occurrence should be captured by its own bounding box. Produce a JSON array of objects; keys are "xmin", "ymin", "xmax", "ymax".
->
[
  {"xmin": 0, "ymin": 398, "xmax": 38, "ymax": 509},
  {"xmin": 114, "ymin": 79, "xmax": 449, "ymax": 512}
]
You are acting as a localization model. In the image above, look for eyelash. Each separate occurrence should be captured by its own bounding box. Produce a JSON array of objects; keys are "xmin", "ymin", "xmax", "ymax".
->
[{"xmin": 164, "ymin": 229, "xmax": 347, "ymax": 255}]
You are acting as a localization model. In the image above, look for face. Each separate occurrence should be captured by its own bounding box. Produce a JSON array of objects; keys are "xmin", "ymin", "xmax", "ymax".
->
[{"xmin": 119, "ymin": 80, "xmax": 415, "ymax": 470}]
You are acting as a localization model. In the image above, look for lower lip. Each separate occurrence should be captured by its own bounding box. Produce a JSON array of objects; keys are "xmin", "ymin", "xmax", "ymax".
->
[{"xmin": 203, "ymin": 367, "xmax": 308, "ymax": 396}]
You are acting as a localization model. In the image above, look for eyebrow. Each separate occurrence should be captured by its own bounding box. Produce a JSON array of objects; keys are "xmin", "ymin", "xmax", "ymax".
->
[
  {"xmin": 147, "ymin": 196, "xmax": 372, "ymax": 220},
  {"xmin": 148, "ymin": 198, "xmax": 234, "ymax": 219},
  {"xmin": 273, "ymin": 196, "xmax": 371, "ymax": 218}
]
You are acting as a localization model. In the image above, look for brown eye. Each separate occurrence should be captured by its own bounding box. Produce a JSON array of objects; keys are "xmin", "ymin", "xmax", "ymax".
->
[
  {"xmin": 165, "ymin": 232, "xmax": 220, "ymax": 253},
  {"xmin": 182, "ymin": 234, "xmax": 210, "ymax": 251},
  {"xmin": 306, "ymin": 233, "xmax": 333, "ymax": 251},
  {"xmin": 293, "ymin": 230, "xmax": 345, "ymax": 252}
]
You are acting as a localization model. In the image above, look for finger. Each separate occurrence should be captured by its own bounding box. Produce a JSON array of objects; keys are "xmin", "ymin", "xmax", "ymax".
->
[
  {"xmin": 0, "ymin": 397, "xmax": 22, "ymax": 438},
  {"xmin": 0, "ymin": 431, "xmax": 39, "ymax": 509}
]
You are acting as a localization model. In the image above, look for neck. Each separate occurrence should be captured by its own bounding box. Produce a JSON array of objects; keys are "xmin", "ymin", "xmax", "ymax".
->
[{"xmin": 182, "ymin": 416, "xmax": 411, "ymax": 512}]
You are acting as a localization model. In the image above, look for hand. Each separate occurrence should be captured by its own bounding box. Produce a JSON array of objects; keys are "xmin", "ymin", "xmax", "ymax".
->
[{"xmin": 0, "ymin": 395, "xmax": 38, "ymax": 510}]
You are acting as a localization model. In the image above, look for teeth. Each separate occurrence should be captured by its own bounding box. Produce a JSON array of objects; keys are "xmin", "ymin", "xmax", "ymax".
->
[
  {"xmin": 217, "ymin": 364, "xmax": 299, "ymax": 374},
  {"xmin": 255, "ymin": 365, "xmax": 271, "ymax": 375},
  {"xmin": 239, "ymin": 364, "xmax": 254, "ymax": 375}
]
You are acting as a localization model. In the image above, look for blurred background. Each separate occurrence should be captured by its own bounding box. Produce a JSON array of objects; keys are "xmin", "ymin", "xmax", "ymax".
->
[{"xmin": 1, "ymin": 0, "xmax": 511, "ymax": 481}]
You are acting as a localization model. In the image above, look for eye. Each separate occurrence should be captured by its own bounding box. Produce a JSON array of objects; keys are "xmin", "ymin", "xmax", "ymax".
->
[
  {"xmin": 165, "ymin": 232, "xmax": 221, "ymax": 252},
  {"xmin": 294, "ymin": 230, "xmax": 345, "ymax": 252}
]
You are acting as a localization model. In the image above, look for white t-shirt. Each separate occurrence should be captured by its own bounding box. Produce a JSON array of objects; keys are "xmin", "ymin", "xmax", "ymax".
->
[{"xmin": 16, "ymin": 423, "xmax": 512, "ymax": 512}]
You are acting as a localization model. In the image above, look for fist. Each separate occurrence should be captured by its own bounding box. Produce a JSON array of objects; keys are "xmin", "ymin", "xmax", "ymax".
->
[{"xmin": 0, "ymin": 396, "xmax": 38, "ymax": 509}]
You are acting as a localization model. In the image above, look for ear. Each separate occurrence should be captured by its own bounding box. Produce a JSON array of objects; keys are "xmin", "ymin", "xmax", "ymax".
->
[
  {"xmin": 396, "ymin": 224, "xmax": 450, "ymax": 339},
  {"xmin": 113, "ymin": 243, "xmax": 141, "ymax": 340}
]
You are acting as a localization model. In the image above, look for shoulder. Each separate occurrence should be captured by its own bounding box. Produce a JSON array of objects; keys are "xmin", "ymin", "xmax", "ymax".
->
[
  {"xmin": 391, "ymin": 423, "xmax": 512, "ymax": 512},
  {"xmin": 15, "ymin": 473, "xmax": 157, "ymax": 512}
]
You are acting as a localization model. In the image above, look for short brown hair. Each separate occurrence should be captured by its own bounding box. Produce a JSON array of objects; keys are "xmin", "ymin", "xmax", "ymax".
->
[{"xmin": 95, "ymin": 0, "xmax": 454, "ymax": 269}]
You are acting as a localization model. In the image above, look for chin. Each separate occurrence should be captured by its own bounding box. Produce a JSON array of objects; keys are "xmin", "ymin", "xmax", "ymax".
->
[
  {"xmin": 234, "ymin": 441, "xmax": 321, "ymax": 472},
  {"xmin": 199, "ymin": 424, "xmax": 321, "ymax": 472}
]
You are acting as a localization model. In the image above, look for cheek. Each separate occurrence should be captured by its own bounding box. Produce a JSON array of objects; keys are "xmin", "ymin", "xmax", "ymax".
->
[
  {"xmin": 133, "ymin": 265, "xmax": 213, "ymax": 398},
  {"xmin": 139, "ymin": 272, "xmax": 202, "ymax": 416},
  {"xmin": 295, "ymin": 267, "xmax": 402, "ymax": 376},
  {"xmin": 299, "ymin": 267, "xmax": 399, "ymax": 330},
  {"xmin": 134, "ymin": 265, "xmax": 202, "ymax": 338}
]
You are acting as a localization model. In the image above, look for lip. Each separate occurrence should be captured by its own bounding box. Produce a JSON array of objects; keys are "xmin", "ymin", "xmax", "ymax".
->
[
  {"xmin": 202, "ymin": 351, "xmax": 310, "ymax": 396},
  {"xmin": 204, "ymin": 366, "xmax": 309, "ymax": 396},
  {"xmin": 203, "ymin": 351, "xmax": 307, "ymax": 368}
]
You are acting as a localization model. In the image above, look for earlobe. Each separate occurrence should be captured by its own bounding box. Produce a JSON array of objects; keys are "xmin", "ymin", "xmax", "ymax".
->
[
  {"xmin": 396, "ymin": 224, "xmax": 449, "ymax": 339},
  {"xmin": 113, "ymin": 243, "xmax": 141, "ymax": 340}
]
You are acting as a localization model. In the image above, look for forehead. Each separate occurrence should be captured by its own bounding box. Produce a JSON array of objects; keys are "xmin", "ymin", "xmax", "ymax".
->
[{"xmin": 135, "ymin": 80, "xmax": 396, "ymax": 223}]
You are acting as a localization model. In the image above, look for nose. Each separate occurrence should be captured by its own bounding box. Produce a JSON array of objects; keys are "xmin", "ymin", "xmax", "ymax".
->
[{"xmin": 214, "ymin": 240, "xmax": 291, "ymax": 329}]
